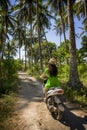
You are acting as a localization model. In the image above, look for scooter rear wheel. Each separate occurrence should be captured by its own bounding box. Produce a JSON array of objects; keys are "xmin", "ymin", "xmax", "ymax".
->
[{"xmin": 51, "ymin": 109, "xmax": 63, "ymax": 120}]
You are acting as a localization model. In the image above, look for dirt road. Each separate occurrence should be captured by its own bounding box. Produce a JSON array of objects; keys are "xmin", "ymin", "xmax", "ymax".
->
[{"xmin": 14, "ymin": 72, "xmax": 87, "ymax": 130}]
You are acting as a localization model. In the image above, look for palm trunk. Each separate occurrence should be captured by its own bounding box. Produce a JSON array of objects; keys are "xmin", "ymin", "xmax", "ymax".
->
[
  {"xmin": 19, "ymin": 31, "xmax": 21, "ymax": 59},
  {"xmin": 84, "ymin": 0, "xmax": 87, "ymax": 29},
  {"xmin": 19, "ymin": 46, "xmax": 21, "ymax": 59},
  {"xmin": 24, "ymin": 19, "xmax": 27, "ymax": 70},
  {"xmin": 1, "ymin": 31, "xmax": 4, "ymax": 59},
  {"xmin": 30, "ymin": 3, "xmax": 33, "ymax": 73},
  {"xmin": 84, "ymin": 0, "xmax": 87, "ymax": 17},
  {"xmin": 1, "ymin": 15, "xmax": 7, "ymax": 59},
  {"xmin": 28, "ymin": 54, "xmax": 30, "ymax": 68},
  {"xmin": 30, "ymin": 24, "xmax": 33, "ymax": 72},
  {"xmin": 59, "ymin": 32, "xmax": 61, "ymax": 44},
  {"xmin": 67, "ymin": 0, "xmax": 83, "ymax": 89},
  {"xmin": 59, "ymin": 3, "xmax": 68, "ymax": 64},
  {"xmin": 7, "ymin": 42, "xmax": 10, "ymax": 58},
  {"xmin": 36, "ymin": 0, "xmax": 43, "ymax": 71},
  {"xmin": 42, "ymin": 27, "xmax": 51, "ymax": 58},
  {"xmin": 59, "ymin": 3, "xmax": 66, "ymax": 46},
  {"xmin": 24, "ymin": 39, "xmax": 27, "ymax": 70}
]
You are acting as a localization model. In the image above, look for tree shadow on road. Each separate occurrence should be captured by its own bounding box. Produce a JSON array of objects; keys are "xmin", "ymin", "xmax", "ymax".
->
[
  {"xmin": 60, "ymin": 107, "xmax": 87, "ymax": 130},
  {"xmin": 16, "ymin": 79, "xmax": 44, "ymax": 111}
]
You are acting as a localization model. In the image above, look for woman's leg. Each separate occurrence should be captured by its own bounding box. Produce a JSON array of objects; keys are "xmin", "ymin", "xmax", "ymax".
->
[{"xmin": 43, "ymin": 87, "xmax": 47, "ymax": 99}]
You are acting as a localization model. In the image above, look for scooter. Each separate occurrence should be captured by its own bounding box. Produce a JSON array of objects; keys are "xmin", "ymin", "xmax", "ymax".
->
[
  {"xmin": 44, "ymin": 86, "xmax": 65, "ymax": 120},
  {"xmin": 42, "ymin": 77, "xmax": 65, "ymax": 120}
]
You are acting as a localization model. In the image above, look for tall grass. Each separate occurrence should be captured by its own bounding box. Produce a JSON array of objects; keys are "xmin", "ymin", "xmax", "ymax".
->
[{"xmin": 0, "ymin": 93, "xmax": 17, "ymax": 121}]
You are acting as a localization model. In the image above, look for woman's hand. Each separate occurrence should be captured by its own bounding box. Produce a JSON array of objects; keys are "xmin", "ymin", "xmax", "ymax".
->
[{"xmin": 40, "ymin": 73, "xmax": 46, "ymax": 79}]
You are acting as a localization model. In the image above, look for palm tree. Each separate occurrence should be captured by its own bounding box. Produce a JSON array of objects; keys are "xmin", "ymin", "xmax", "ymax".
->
[
  {"xmin": 42, "ymin": 28, "xmax": 51, "ymax": 58},
  {"xmin": 54, "ymin": 19, "xmax": 63, "ymax": 44},
  {"xmin": 0, "ymin": 0, "xmax": 16, "ymax": 59},
  {"xmin": 58, "ymin": 1, "xmax": 67, "ymax": 47},
  {"xmin": 74, "ymin": 0, "xmax": 87, "ymax": 32},
  {"xmin": 27, "ymin": 1, "xmax": 34, "ymax": 72},
  {"xmin": 6, "ymin": 39, "xmax": 17, "ymax": 58},
  {"xmin": 46, "ymin": 0, "xmax": 83, "ymax": 89},
  {"xmin": 46, "ymin": 0, "xmax": 69, "ymax": 66},
  {"xmin": 15, "ymin": 0, "xmax": 36, "ymax": 70},
  {"xmin": 34, "ymin": 0, "xmax": 53, "ymax": 70},
  {"xmin": 0, "ymin": 0, "xmax": 8, "ymax": 59},
  {"xmin": 46, "ymin": 0, "xmax": 67, "ymax": 48},
  {"xmin": 67, "ymin": 0, "xmax": 83, "ymax": 89}
]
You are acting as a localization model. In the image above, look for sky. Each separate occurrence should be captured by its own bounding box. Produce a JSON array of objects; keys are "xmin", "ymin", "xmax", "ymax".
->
[
  {"xmin": 45, "ymin": 18, "xmax": 83, "ymax": 49},
  {"xmin": 9, "ymin": 0, "xmax": 84, "ymax": 50}
]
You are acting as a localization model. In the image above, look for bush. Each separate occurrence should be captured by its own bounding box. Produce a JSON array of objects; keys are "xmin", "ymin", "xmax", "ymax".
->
[
  {"xmin": 0, "ymin": 78, "xmax": 18, "ymax": 95},
  {"xmin": 64, "ymin": 86, "xmax": 87, "ymax": 107},
  {"xmin": 15, "ymin": 59, "xmax": 24, "ymax": 71},
  {"xmin": 0, "ymin": 58, "xmax": 18, "ymax": 95},
  {"xmin": 78, "ymin": 64, "xmax": 87, "ymax": 77}
]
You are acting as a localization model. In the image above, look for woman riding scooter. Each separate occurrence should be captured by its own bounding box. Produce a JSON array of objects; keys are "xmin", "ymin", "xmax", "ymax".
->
[{"xmin": 40, "ymin": 58, "xmax": 60, "ymax": 101}]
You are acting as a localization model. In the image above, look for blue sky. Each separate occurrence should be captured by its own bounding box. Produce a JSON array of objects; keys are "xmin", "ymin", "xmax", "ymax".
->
[
  {"xmin": 46, "ymin": 18, "xmax": 84, "ymax": 49},
  {"xmin": 10, "ymin": 0, "xmax": 83, "ymax": 49}
]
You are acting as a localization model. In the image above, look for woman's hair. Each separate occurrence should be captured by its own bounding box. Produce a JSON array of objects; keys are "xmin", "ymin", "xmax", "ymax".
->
[{"xmin": 48, "ymin": 64, "xmax": 58, "ymax": 77}]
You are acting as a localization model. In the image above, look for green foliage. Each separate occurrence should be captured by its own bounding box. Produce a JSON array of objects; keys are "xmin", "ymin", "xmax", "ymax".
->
[
  {"xmin": 15, "ymin": 59, "xmax": 24, "ymax": 71},
  {"xmin": 78, "ymin": 64, "xmax": 87, "ymax": 87},
  {"xmin": 64, "ymin": 86, "xmax": 87, "ymax": 107},
  {"xmin": 57, "ymin": 63, "xmax": 87, "ymax": 106},
  {"xmin": 0, "ymin": 58, "xmax": 18, "ymax": 95},
  {"xmin": 33, "ymin": 41, "xmax": 57, "ymax": 60},
  {"xmin": 0, "ymin": 78, "xmax": 18, "ymax": 95},
  {"xmin": 56, "ymin": 40, "xmax": 70, "ymax": 64},
  {"xmin": 78, "ymin": 64, "xmax": 87, "ymax": 76},
  {"xmin": 77, "ymin": 35, "xmax": 87, "ymax": 64},
  {"xmin": 0, "ymin": 59, "xmax": 17, "ymax": 79},
  {"xmin": 26, "ymin": 63, "xmax": 40, "ymax": 77},
  {"xmin": 58, "ymin": 64, "xmax": 69, "ymax": 83},
  {"xmin": 33, "ymin": 64, "xmax": 40, "ymax": 74},
  {"xmin": 81, "ymin": 35, "xmax": 87, "ymax": 47}
]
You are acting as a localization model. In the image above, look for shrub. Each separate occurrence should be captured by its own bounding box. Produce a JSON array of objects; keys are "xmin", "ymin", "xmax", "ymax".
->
[
  {"xmin": 78, "ymin": 64, "xmax": 87, "ymax": 77},
  {"xmin": 0, "ymin": 58, "xmax": 18, "ymax": 95},
  {"xmin": 64, "ymin": 86, "xmax": 87, "ymax": 107}
]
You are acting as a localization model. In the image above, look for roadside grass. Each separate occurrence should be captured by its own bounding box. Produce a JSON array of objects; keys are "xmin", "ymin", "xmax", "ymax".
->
[
  {"xmin": 59, "ymin": 74, "xmax": 87, "ymax": 107},
  {"xmin": 0, "ymin": 93, "xmax": 17, "ymax": 121},
  {"xmin": 0, "ymin": 77, "xmax": 19, "ymax": 129},
  {"xmin": 0, "ymin": 93, "xmax": 17, "ymax": 130},
  {"xmin": 63, "ymin": 85, "xmax": 87, "ymax": 107}
]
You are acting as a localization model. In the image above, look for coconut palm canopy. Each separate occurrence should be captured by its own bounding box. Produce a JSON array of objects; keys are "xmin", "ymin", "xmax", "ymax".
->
[{"xmin": 0, "ymin": 0, "xmax": 87, "ymax": 89}]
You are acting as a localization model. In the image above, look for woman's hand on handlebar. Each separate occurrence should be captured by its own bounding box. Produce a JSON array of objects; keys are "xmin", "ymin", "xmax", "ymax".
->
[{"xmin": 40, "ymin": 73, "xmax": 46, "ymax": 79}]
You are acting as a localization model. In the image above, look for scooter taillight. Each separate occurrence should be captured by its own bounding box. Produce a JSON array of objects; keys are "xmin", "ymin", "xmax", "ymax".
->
[{"xmin": 57, "ymin": 89, "xmax": 64, "ymax": 94}]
